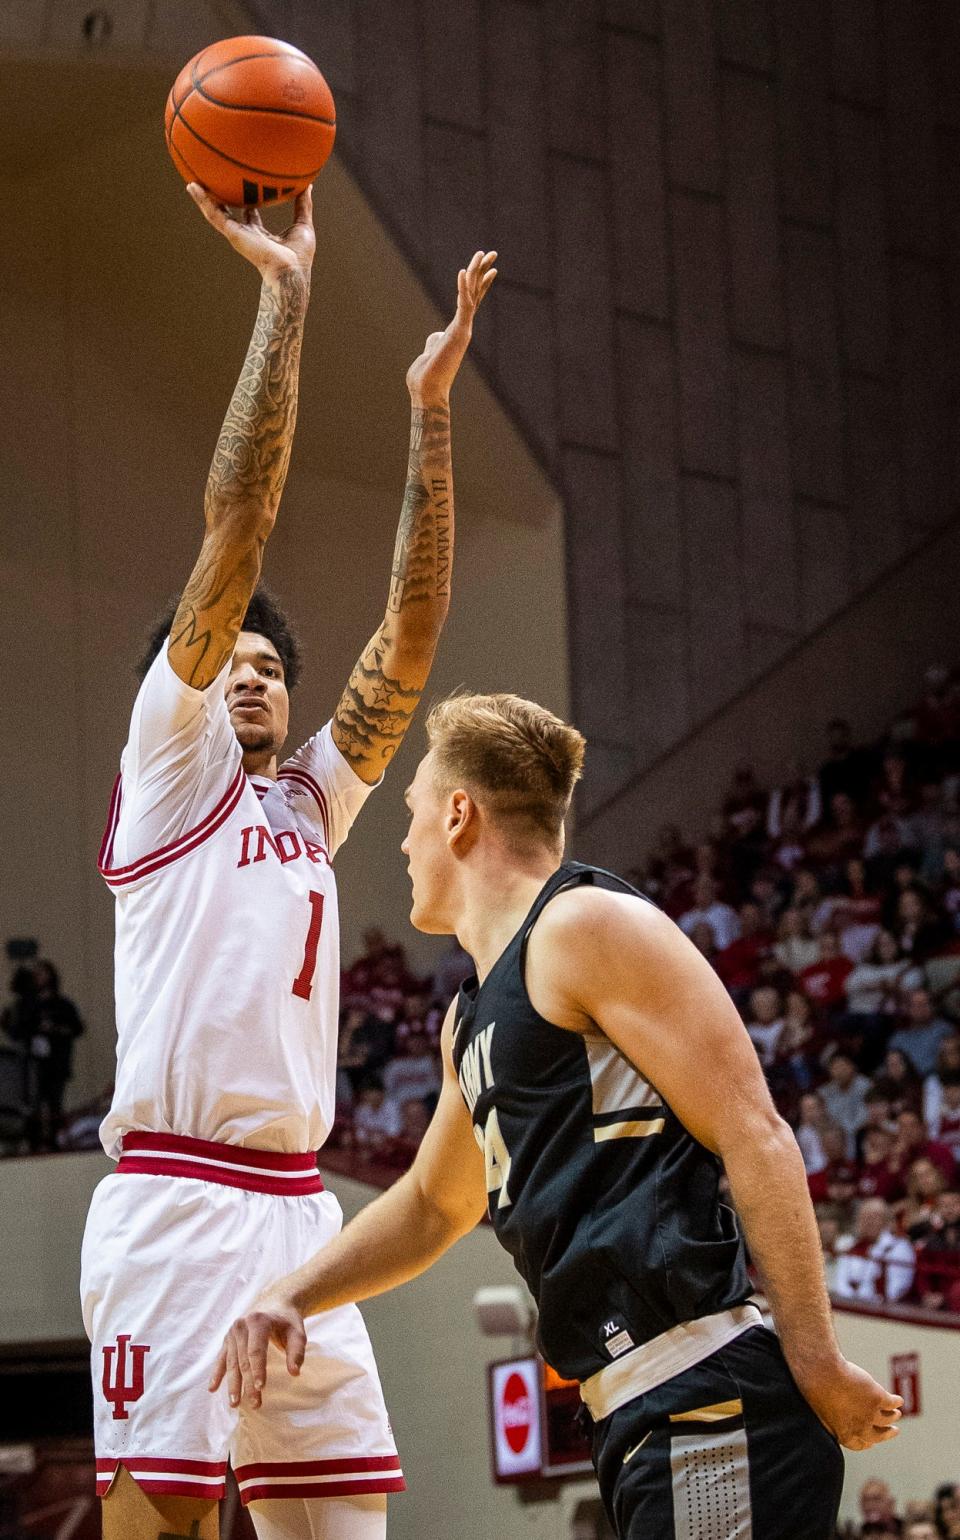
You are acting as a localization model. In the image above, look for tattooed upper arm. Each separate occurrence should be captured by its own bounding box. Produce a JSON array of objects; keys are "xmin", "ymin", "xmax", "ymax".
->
[
  {"xmin": 331, "ymin": 402, "xmax": 454, "ymax": 783},
  {"xmin": 166, "ymin": 270, "xmax": 307, "ymax": 692}
]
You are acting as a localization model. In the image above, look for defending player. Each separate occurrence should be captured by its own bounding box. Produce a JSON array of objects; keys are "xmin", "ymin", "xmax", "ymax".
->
[
  {"xmin": 81, "ymin": 178, "xmax": 495, "ymax": 1540},
  {"xmin": 213, "ymin": 694, "xmax": 904, "ymax": 1540}
]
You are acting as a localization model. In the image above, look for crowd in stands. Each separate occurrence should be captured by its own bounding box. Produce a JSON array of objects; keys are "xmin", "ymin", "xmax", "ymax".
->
[
  {"xmin": 331, "ymin": 663, "xmax": 960, "ymax": 1315},
  {"xmin": 838, "ymin": 1476, "xmax": 960, "ymax": 1539}
]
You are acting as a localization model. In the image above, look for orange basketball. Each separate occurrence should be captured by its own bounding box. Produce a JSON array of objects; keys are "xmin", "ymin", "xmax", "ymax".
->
[{"xmin": 165, "ymin": 36, "xmax": 336, "ymax": 208}]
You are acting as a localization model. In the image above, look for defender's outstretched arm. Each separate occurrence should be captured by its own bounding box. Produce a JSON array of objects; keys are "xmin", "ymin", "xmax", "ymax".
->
[
  {"xmin": 167, "ymin": 185, "xmax": 315, "ymax": 690},
  {"xmin": 331, "ymin": 251, "xmax": 497, "ymax": 783}
]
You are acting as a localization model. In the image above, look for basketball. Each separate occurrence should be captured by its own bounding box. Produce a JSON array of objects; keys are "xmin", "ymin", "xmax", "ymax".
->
[{"xmin": 164, "ymin": 35, "xmax": 336, "ymax": 208}]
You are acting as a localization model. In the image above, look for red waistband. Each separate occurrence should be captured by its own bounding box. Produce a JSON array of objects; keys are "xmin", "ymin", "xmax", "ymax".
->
[{"xmin": 117, "ymin": 1131, "xmax": 325, "ymax": 1196}]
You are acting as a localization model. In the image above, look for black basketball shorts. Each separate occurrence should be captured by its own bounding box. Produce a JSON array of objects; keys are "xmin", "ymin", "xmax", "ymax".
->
[{"xmin": 590, "ymin": 1326, "xmax": 844, "ymax": 1540}]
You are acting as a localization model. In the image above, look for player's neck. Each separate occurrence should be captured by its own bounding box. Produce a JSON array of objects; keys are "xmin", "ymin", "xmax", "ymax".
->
[
  {"xmin": 242, "ymin": 748, "xmax": 279, "ymax": 779},
  {"xmin": 456, "ymin": 855, "xmax": 561, "ymax": 983}
]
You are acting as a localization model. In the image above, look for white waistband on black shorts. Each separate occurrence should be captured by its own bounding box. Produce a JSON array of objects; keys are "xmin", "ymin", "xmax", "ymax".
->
[{"xmin": 579, "ymin": 1304, "xmax": 763, "ymax": 1422}]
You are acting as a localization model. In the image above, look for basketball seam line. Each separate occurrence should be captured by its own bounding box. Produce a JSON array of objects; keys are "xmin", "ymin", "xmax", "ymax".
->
[
  {"xmin": 189, "ymin": 63, "xmax": 335, "ymax": 126},
  {"xmin": 169, "ymin": 90, "xmax": 327, "ymax": 181},
  {"xmin": 194, "ymin": 50, "xmax": 315, "ymax": 89},
  {"xmin": 164, "ymin": 120, "xmax": 204, "ymax": 188}
]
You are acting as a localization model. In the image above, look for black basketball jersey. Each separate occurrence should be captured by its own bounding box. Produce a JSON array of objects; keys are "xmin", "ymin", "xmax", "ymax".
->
[{"xmin": 452, "ymin": 862, "xmax": 751, "ymax": 1382}]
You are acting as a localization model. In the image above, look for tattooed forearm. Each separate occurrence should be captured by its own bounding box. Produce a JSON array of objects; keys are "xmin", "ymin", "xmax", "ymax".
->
[
  {"xmin": 387, "ymin": 404, "xmax": 453, "ymax": 621},
  {"xmin": 331, "ymin": 400, "xmax": 455, "ymax": 781},
  {"xmin": 166, "ymin": 271, "xmax": 308, "ymax": 692},
  {"xmin": 205, "ymin": 269, "xmax": 309, "ymax": 520}
]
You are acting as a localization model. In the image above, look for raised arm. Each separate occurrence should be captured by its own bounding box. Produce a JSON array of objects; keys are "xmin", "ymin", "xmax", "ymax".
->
[
  {"xmin": 533, "ymin": 889, "xmax": 902, "ymax": 1453},
  {"xmin": 209, "ymin": 1002, "xmax": 486, "ymax": 1407},
  {"xmin": 166, "ymin": 184, "xmax": 315, "ymax": 690},
  {"xmin": 331, "ymin": 250, "xmax": 497, "ymax": 783}
]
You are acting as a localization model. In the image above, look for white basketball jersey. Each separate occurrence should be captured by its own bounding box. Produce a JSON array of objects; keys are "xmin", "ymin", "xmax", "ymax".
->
[{"xmin": 97, "ymin": 647, "xmax": 376, "ymax": 1157}]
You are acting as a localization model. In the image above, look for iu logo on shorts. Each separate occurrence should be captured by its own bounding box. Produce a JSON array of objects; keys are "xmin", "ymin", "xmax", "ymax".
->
[{"xmin": 102, "ymin": 1334, "xmax": 150, "ymax": 1420}]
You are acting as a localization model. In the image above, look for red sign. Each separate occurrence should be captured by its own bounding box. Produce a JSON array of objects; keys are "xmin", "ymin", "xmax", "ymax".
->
[
  {"xmin": 890, "ymin": 1352, "xmax": 921, "ymax": 1417},
  {"xmin": 501, "ymin": 1371, "xmax": 533, "ymax": 1454}
]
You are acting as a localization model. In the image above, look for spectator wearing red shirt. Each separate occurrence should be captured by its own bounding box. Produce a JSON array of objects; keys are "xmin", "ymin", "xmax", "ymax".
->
[
  {"xmin": 914, "ymin": 1188, "xmax": 960, "ymax": 1311},
  {"xmin": 857, "ymin": 1128, "xmax": 901, "ymax": 1202},
  {"xmin": 888, "ymin": 1109, "xmax": 956, "ymax": 1188},
  {"xmin": 798, "ymin": 932, "xmax": 853, "ymax": 1012},
  {"xmin": 807, "ymin": 1125, "xmax": 860, "ymax": 1205},
  {"xmin": 714, "ymin": 902, "xmax": 771, "ymax": 996}
]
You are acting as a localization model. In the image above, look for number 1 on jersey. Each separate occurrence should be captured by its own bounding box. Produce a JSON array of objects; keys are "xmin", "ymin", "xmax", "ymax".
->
[{"xmin": 292, "ymin": 890, "xmax": 325, "ymax": 1001}]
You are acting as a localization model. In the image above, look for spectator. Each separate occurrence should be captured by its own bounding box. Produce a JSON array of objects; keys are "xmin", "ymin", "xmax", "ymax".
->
[
  {"xmin": 858, "ymin": 1478, "xmax": 900, "ymax": 1535},
  {"xmin": 767, "ymin": 765, "xmax": 821, "ymax": 845},
  {"xmin": 833, "ymin": 1197, "xmax": 915, "ymax": 1304},
  {"xmin": 773, "ymin": 907, "xmax": 819, "ymax": 975},
  {"xmin": 819, "ymin": 717, "xmax": 872, "ymax": 807},
  {"xmin": 714, "ymin": 902, "xmax": 771, "ymax": 995},
  {"xmin": 875, "ymin": 1047, "xmax": 924, "ymax": 1117},
  {"xmin": 895, "ymin": 888, "xmax": 952, "ymax": 965},
  {"xmin": 795, "ymin": 1091, "xmax": 828, "ymax": 1174},
  {"xmin": 352, "ymin": 1075, "xmax": 403, "ymax": 1156},
  {"xmin": 382, "ymin": 1030, "xmax": 442, "ymax": 1110},
  {"xmin": 678, "ymin": 877, "xmax": 741, "ymax": 951},
  {"xmin": 927, "ymin": 1068, "xmax": 960, "ymax": 1165},
  {"xmin": 844, "ymin": 930, "xmax": 920, "ymax": 1018},
  {"xmin": 807, "ymin": 1125, "xmax": 859, "ymax": 1208},
  {"xmin": 922, "ymin": 1035, "xmax": 960, "ymax": 1131},
  {"xmin": 888, "ymin": 1110, "xmax": 956, "ymax": 1188},
  {"xmin": 857, "ymin": 1128, "xmax": 900, "ymax": 1202},
  {"xmin": 887, "ymin": 986, "xmax": 955, "ymax": 1079},
  {"xmin": 797, "ymin": 932, "xmax": 853, "ymax": 1013},
  {"xmin": 773, "ymin": 990, "xmax": 819, "ymax": 1095},
  {"xmin": 743, "ymin": 986, "xmax": 784, "ymax": 1069},
  {"xmin": 819, "ymin": 1050, "xmax": 871, "ymax": 1157},
  {"xmin": 815, "ymin": 1201, "xmax": 852, "ymax": 1290},
  {"xmin": 897, "ymin": 1157, "xmax": 948, "ymax": 1241},
  {"xmin": 337, "ymin": 1004, "xmax": 397, "ymax": 1089},
  {"xmin": 914, "ymin": 1188, "xmax": 960, "ymax": 1312},
  {"xmin": 806, "ymin": 791, "xmax": 865, "ymax": 870}
]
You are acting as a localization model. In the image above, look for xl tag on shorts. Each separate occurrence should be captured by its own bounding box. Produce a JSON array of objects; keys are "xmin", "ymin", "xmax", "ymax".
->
[
  {"xmin": 102, "ymin": 1334, "xmax": 150, "ymax": 1419},
  {"xmin": 600, "ymin": 1318, "xmax": 635, "ymax": 1360}
]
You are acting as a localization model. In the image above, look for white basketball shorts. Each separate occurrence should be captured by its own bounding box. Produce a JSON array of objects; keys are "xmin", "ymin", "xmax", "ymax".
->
[{"xmin": 80, "ymin": 1132, "xmax": 404, "ymax": 1506}]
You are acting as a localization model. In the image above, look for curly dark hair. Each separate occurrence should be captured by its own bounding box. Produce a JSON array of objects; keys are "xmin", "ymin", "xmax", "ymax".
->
[{"xmin": 136, "ymin": 585, "xmax": 303, "ymax": 690}]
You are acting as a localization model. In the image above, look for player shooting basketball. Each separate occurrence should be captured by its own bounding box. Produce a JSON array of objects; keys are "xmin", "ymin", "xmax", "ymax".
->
[{"xmin": 81, "ymin": 179, "xmax": 495, "ymax": 1540}]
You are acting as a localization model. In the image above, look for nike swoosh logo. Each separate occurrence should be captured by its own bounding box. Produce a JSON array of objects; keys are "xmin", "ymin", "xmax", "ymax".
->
[{"xmin": 623, "ymin": 1430, "xmax": 652, "ymax": 1465}]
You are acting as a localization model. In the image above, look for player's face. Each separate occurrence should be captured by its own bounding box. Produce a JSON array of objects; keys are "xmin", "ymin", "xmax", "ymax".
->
[
  {"xmin": 225, "ymin": 631, "xmax": 290, "ymax": 754},
  {"xmin": 401, "ymin": 753, "xmax": 455, "ymax": 934}
]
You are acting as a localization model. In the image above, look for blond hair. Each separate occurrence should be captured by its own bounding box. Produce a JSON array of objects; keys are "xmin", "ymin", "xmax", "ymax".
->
[{"xmin": 425, "ymin": 692, "xmax": 586, "ymax": 846}]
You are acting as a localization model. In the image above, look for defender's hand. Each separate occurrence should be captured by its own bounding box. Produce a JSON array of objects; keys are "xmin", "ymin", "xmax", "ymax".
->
[
  {"xmin": 406, "ymin": 249, "xmax": 497, "ymax": 406},
  {"xmin": 187, "ymin": 183, "xmax": 316, "ymax": 284},
  {"xmin": 209, "ymin": 1294, "xmax": 307, "ymax": 1410},
  {"xmin": 796, "ymin": 1358, "xmax": 903, "ymax": 1451}
]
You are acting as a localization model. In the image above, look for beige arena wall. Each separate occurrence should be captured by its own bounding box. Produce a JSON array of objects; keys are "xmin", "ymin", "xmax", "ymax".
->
[{"xmin": 0, "ymin": 55, "xmax": 567, "ymax": 1108}]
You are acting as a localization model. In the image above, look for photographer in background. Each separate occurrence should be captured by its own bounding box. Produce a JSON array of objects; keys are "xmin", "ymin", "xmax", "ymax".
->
[{"xmin": 2, "ymin": 957, "xmax": 84, "ymax": 1151}]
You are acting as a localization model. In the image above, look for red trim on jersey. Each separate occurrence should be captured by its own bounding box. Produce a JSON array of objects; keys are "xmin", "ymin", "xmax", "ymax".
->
[
  {"xmin": 97, "ymin": 774, "xmax": 123, "ymax": 870},
  {"xmin": 98, "ymin": 764, "xmax": 246, "ymax": 888},
  {"xmin": 234, "ymin": 1454, "xmax": 405, "ymax": 1504},
  {"xmin": 278, "ymin": 765, "xmax": 330, "ymax": 845},
  {"xmin": 117, "ymin": 1132, "xmax": 324, "ymax": 1195}
]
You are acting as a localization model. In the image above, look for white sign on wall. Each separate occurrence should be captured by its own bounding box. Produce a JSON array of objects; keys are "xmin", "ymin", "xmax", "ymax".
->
[{"xmin": 489, "ymin": 1357, "xmax": 542, "ymax": 1481}]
